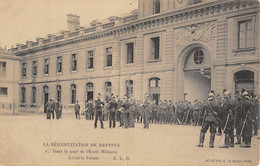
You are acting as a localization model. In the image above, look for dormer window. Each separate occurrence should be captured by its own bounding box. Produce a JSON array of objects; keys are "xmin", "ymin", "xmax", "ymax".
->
[{"xmin": 153, "ymin": 0, "xmax": 160, "ymax": 14}]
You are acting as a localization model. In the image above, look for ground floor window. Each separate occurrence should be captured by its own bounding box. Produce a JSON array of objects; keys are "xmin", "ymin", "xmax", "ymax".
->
[
  {"xmin": 86, "ymin": 82, "xmax": 94, "ymax": 101},
  {"xmin": 71, "ymin": 84, "xmax": 77, "ymax": 104},
  {"xmin": 149, "ymin": 77, "xmax": 160, "ymax": 104},
  {"xmin": 234, "ymin": 70, "xmax": 254, "ymax": 96},
  {"xmin": 125, "ymin": 80, "xmax": 133, "ymax": 98},
  {"xmin": 56, "ymin": 85, "xmax": 61, "ymax": 102}
]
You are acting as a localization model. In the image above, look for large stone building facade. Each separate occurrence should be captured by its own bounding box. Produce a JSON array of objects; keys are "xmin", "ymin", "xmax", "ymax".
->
[
  {"xmin": 9, "ymin": 0, "xmax": 260, "ymax": 112},
  {"xmin": 0, "ymin": 47, "xmax": 20, "ymax": 113}
]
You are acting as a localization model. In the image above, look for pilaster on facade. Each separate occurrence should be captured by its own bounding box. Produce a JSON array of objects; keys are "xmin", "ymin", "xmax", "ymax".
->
[
  {"xmin": 216, "ymin": 17, "xmax": 227, "ymax": 59},
  {"xmin": 214, "ymin": 66, "xmax": 226, "ymax": 94}
]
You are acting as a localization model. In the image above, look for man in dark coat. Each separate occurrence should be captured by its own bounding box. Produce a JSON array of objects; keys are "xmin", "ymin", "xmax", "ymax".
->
[
  {"xmin": 109, "ymin": 95, "xmax": 118, "ymax": 128},
  {"xmin": 197, "ymin": 91, "xmax": 220, "ymax": 148},
  {"xmin": 142, "ymin": 94, "xmax": 152, "ymax": 129},
  {"xmin": 219, "ymin": 90, "xmax": 235, "ymax": 148},
  {"xmin": 94, "ymin": 93, "xmax": 104, "ymax": 129},
  {"xmin": 239, "ymin": 91, "xmax": 255, "ymax": 148},
  {"xmin": 121, "ymin": 95, "xmax": 131, "ymax": 128},
  {"xmin": 74, "ymin": 100, "xmax": 80, "ymax": 120},
  {"xmin": 46, "ymin": 99, "xmax": 54, "ymax": 119}
]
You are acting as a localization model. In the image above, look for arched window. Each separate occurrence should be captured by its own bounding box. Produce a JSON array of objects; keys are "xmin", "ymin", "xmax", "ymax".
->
[
  {"xmin": 86, "ymin": 82, "xmax": 94, "ymax": 101},
  {"xmin": 21, "ymin": 87, "xmax": 26, "ymax": 103},
  {"xmin": 149, "ymin": 77, "xmax": 160, "ymax": 104},
  {"xmin": 71, "ymin": 84, "xmax": 77, "ymax": 104},
  {"xmin": 125, "ymin": 80, "xmax": 133, "ymax": 97},
  {"xmin": 32, "ymin": 87, "xmax": 36, "ymax": 103},
  {"xmin": 193, "ymin": 49, "xmax": 204, "ymax": 65},
  {"xmin": 105, "ymin": 81, "xmax": 112, "ymax": 100},
  {"xmin": 234, "ymin": 70, "xmax": 254, "ymax": 95},
  {"xmin": 149, "ymin": 77, "xmax": 160, "ymax": 87},
  {"xmin": 56, "ymin": 85, "xmax": 61, "ymax": 102}
]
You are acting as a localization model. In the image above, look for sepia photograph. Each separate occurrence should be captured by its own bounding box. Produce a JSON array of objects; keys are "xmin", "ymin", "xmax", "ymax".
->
[{"xmin": 0, "ymin": 0, "xmax": 259, "ymax": 165}]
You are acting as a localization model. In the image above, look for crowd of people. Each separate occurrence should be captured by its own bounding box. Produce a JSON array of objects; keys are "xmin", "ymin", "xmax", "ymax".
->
[{"xmin": 45, "ymin": 89, "xmax": 259, "ymax": 149}]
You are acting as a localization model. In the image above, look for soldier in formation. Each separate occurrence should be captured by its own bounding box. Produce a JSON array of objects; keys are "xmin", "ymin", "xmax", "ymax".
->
[
  {"xmin": 197, "ymin": 91, "xmax": 220, "ymax": 148},
  {"xmin": 94, "ymin": 93, "xmax": 104, "ymax": 129},
  {"xmin": 44, "ymin": 89, "xmax": 258, "ymax": 147}
]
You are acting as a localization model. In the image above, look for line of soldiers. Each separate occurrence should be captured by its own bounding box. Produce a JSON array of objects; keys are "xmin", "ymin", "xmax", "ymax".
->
[
  {"xmin": 45, "ymin": 98, "xmax": 63, "ymax": 120},
  {"xmin": 197, "ymin": 89, "xmax": 259, "ymax": 148},
  {"xmin": 82, "ymin": 90, "xmax": 259, "ymax": 141}
]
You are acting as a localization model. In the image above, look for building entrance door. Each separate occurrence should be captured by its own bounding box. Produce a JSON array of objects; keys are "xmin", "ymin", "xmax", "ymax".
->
[{"xmin": 179, "ymin": 47, "xmax": 212, "ymax": 102}]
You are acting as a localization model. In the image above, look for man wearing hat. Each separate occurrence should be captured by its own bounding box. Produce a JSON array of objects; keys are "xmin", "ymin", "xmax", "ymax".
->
[
  {"xmin": 94, "ymin": 93, "xmax": 104, "ymax": 129},
  {"xmin": 74, "ymin": 100, "xmax": 80, "ymax": 120},
  {"xmin": 109, "ymin": 94, "xmax": 118, "ymax": 128},
  {"xmin": 46, "ymin": 98, "xmax": 54, "ymax": 119},
  {"xmin": 142, "ymin": 93, "xmax": 152, "ymax": 129},
  {"xmin": 219, "ymin": 90, "xmax": 235, "ymax": 148},
  {"xmin": 197, "ymin": 90, "xmax": 220, "ymax": 148},
  {"xmin": 239, "ymin": 91, "xmax": 254, "ymax": 148},
  {"xmin": 121, "ymin": 95, "xmax": 131, "ymax": 128}
]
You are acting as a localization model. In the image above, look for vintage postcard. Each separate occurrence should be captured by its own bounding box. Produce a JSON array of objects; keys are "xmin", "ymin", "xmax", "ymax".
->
[{"xmin": 0, "ymin": 0, "xmax": 259, "ymax": 165}]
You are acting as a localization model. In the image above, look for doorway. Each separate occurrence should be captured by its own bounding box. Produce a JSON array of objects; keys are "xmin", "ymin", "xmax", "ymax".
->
[{"xmin": 43, "ymin": 86, "xmax": 49, "ymax": 113}]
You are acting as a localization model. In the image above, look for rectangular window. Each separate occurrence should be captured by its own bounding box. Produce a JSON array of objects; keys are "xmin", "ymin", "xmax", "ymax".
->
[
  {"xmin": 126, "ymin": 43, "xmax": 134, "ymax": 64},
  {"xmin": 71, "ymin": 84, "xmax": 76, "ymax": 104},
  {"xmin": 153, "ymin": 0, "xmax": 160, "ymax": 14},
  {"xmin": 57, "ymin": 56, "xmax": 62, "ymax": 73},
  {"xmin": 0, "ymin": 62, "xmax": 6, "ymax": 77},
  {"xmin": 32, "ymin": 61, "xmax": 37, "ymax": 76},
  {"xmin": 87, "ymin": 51, "xmax": 94, "ymax": 69},
  {"xmin": 0, "ymin": 87, "xmax": 8, "ymax": 96},
  {"xmin": 21, "ymin": 87, "xmax": 26, "ymax": 103},
  {"xmin": 71, "ymin": 54, "xmax": 77, "ymax": 71},
  {"xmin": 106, "ymin": 47, "xmax": 112, "ymax": 67},
  {"xmin": 44, "ymin": 59, "xmax": 49, "ymax": 75},
  {"xmin": 0, "ymin": 61, "xmax": 6, "ymax": 76},
  {"xmin": 22, "ymin": 63, "xmax": 27, "ymax": 77},
  {"xmin": 32, "ymin": 87, "xmax": 36, "ymax": 103},
  {"xmin": 238, "ymin": 20, "xmax": 253, "ymax": 49},
  {"xmin": 151, "ymin": 37, "xmax": 160, "ymax": 60}
]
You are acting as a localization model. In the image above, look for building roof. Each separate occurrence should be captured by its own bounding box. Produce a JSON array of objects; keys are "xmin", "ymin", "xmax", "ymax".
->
[
  {"xmin": 0, "ymin": 47, "xmax": 13, "ymax": 55},
  {"xmin": 0, "ymin": 47, "xmax": 21, "ymax": 60}
]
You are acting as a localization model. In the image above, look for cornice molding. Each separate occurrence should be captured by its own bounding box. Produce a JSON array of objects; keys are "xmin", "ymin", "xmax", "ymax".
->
[{"xmin": 12, "ymin": 0, "xmax": 259, "ymax": 56}]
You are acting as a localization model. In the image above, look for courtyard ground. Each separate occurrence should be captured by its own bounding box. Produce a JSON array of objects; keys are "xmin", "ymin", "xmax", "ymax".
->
[{"xmin": 0, "ymin": 114, "xmax": 259, "ymax": 166}]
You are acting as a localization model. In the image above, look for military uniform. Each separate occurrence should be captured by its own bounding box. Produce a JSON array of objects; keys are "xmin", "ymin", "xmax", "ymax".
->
[
  {"xmin": 151, "ymin": 102, "xmax": 158, "ymax": 123},
  {"xmin": 193, "ymin": 101, "xmax": 200, "ymax": 126},
  {"xmin": 239, "ymin": 96, "xmax": 254, "ymax": 148},
  {"xmin": 129, "ymin": 99, "xmax": 136, "ymax": 128},
  {"xmin": 197, "ymin": 94, "xmax": 220, "ymax": 148},
  {"xmin": 142, "ymin": 99, "xmax": 151, "ymax": 129},
  {"xmin": 74, "ymin": 102, "xmax": 80, "ymax": 120},
  {"xmin": 57, "ymin": 101, "xmax": 62, "ymax": 119},
  {"xmin": 94, "ymin": 98, "xmax": 104, "ymax": 128},
  {"xmin": 46, "ymin": 100, "xmax": 54, "ymax": 119},
  {"xmin": 109, "ymin": 98, "xmax": 118, "ymax": 128},
  {"xmin": 122, "ymin": 99, "xmax": 131, "ymax": 128},
  {"xmin": 117, "ymin": 99, "xmax": 123, "ymax": 127},
  {"xmin": 219, "ymin": 94, "xmax": 235, "ymax": 148}
]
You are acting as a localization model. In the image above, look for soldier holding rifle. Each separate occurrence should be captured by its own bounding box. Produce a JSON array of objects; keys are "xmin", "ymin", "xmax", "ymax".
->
[
  {"xmin": 219, "ymin": 90, "xmax": 235, "ymax": 148},
  {"xmin": 197, "ymin": 91, "xmax": 220, "ymax": 148}
]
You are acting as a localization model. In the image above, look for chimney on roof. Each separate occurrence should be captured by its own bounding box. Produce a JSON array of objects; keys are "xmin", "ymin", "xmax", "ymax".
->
[{"xmin": 67, "ymin": 13, "xmax": 80, "ymax": 31}]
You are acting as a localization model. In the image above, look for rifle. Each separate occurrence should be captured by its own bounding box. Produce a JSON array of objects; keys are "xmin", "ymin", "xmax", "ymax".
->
[
  {"xmin": 237, "ymin": 110, "xmax": 249, "ymax": 143},
  {"xmin": 184, "ymin": 108, "xmax": 190, "ymax": 124},
  {"xmin": 218, "ymin": 112, "xmax": 231, "ymax": 143},
  {"xmin": 201, "ymin": 109, "xmax": 206, "ymax": 128}
]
